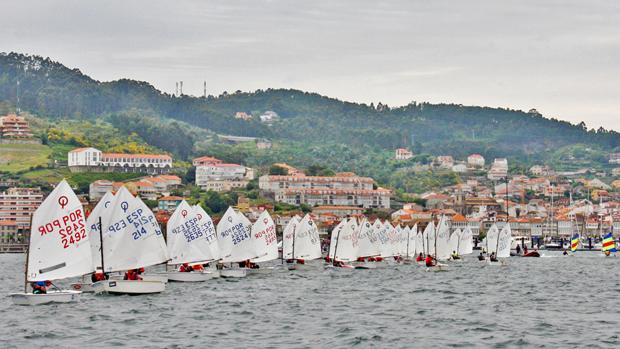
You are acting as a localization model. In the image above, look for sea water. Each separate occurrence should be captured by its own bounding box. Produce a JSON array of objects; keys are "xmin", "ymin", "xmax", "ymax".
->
[{"xmin": 0, "ymin": 251, "xmax": 618, "ymax": 348}]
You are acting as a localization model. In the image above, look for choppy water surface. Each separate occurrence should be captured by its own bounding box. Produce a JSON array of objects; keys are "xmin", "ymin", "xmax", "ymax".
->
[{"xmin": 0, "ymin": 252, "xmax": 618, "ymax": 348}]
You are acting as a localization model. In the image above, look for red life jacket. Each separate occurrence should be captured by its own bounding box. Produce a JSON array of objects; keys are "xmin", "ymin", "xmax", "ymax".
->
[
  {"xmin": 425, "ymin": 256, "xmax": 434, "ymax": 267},
  {"xmin": 416, "ymin": 255, "xmax": 423, "ymax": 262}
]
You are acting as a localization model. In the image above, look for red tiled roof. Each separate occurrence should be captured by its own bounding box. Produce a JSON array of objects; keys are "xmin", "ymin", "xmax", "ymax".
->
[
  {"xmin": 102, "ymin": 153, "xmax": 171, "ymax": 160},
  {"xmin": 159, "ymin": 196, "xmax": 184, "ymax": 201}
]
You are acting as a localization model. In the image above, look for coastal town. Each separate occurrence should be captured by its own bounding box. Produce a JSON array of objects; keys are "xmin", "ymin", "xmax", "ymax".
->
[{"xmin": 2, "ymin": 112, "xmax": 620, "ymax": 252}]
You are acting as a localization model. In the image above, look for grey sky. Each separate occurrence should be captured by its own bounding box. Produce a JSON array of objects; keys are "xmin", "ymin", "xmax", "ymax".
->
[{"xmin": 3, "ymin": 0, "xmax": 620, "ymax": 130}]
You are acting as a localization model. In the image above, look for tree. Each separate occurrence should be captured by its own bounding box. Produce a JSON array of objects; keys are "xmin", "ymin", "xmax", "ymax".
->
[{"xmin": 269, "ymin": 164, "xmax": 288, "ymax": 175}]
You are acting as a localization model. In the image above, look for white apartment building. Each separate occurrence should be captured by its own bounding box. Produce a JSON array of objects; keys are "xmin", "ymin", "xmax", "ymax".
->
[
  {"xmin": 0, "ymin": 187, "xmax": 43, "ymax": 232},
  {"xmin": 488, "ymin": 158, "xmax": 508, "ymax": 180},
  {"xmin": 395, "ymin": 148, "xmax": 413, "ymax": 160},
  {"xmin": 68, "ymin": 147, "xmax": 172, "ymax": 174},
  {"xmin": 259, "ymin": 173, "xmax": 390, "ymax": 209},
  {"xmin": 467, "ymin": 154, "xmax": 485, "ymax": 167},
  {"xmin": 196, "ymin": 163, "xmax": 254, "ymax": 192}
]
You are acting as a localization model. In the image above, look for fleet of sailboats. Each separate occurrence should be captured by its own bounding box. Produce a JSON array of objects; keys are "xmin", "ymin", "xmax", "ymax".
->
[{"xmin": 14, "ymin": 180, "xmax": 567, "ymax": 306}]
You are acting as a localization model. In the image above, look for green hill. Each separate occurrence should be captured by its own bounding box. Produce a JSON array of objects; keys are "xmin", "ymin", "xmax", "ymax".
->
[{"xmin": 1, "ymin": 52, "xmax": 619, "ymax": 193}]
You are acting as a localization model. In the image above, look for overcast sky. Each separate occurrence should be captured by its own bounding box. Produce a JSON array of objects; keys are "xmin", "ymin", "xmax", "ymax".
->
[{"xmin": 3, "ymin": 0, "xmax": 619, "ymax": 130}]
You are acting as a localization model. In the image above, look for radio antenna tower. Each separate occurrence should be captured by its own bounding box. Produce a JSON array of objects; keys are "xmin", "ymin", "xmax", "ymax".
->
[{"xmin": 16, "ymin": 79, "xmax": 20, "ymax": 115}]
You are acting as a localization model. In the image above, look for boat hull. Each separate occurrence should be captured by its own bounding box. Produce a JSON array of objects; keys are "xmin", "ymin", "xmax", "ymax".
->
[
  {"xmin": 522, "ymin": 251, "xmax": 540, "ymax": 257},
  {"xmin": 10, "ymin": 290, "xmax": 81, "ymax": 305},
  {"xmin": 92, "ymin": 280, "xmax": 165, "ymax": 295},
  {"xmin": 139, "ymin": 274, "xmax": 169, "ymax": 283},
  {"xmin": 220, "ymin": 268, "xmax": 247, "ymax": 278},
  {"xmin": 167, "ymin": 271, "xmax": 220, "ymax": 282}
]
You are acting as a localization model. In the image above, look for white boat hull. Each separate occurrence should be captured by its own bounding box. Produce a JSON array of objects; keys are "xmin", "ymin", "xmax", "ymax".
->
[
  {"xmin": 167, "ymin": 271, "xmax": 220, "ymax": 282},
  {"xmin": 139, "ymin": 274, "xmax": 169, "ymax": 283},
  {"xmin": 92, "ymin": 280, "xmax": 166, "ymax": 295},
  {"xmin": 10, "ymin": 290, "xmax": 81, "ymax": 305},
  {"xmin": 220, "ymin": 268, "xmax": 247, "ymax": 278}
]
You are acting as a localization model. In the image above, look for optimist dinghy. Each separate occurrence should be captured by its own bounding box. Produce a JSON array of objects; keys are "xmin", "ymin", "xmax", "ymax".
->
[{"xmin": 10, "ymin": 180, "xmax": 94, "ymax": 305}]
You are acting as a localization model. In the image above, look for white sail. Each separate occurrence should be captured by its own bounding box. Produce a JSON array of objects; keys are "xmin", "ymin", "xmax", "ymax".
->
[
  {"xmin": 394, "ymin": 224, "xmax": 406, "ymax": 256},
  {"xmin": 459, "ymin": 227, "xmax": 474, "ymax": 255},
  {"xmin": 486, "ymin": 224, "xmax": 500, "ymax": 254},
  {"xmin": 251, "ymin": 210, "xmax": 278, "ymax": 263},
  {"xmin": 332, "ymin": 218, "xmax": 359, "ymax": 262},
  {"xmin": 415, "ymin": 229, "xmax": 425, "ymax": 256},
  {"xmin": 87, "ymin": 191, "xmax": 114, "ymax": 271},
  {"xmin": 282, "ymin": 215, "xmax": 301, "ymax": 259},
  {"xmin": 193, "ymin": 205, "xmax": 220, "ymax": 261},
  {"xmin": 101, "ymin": 186, "xmax": 168, "ymax": 272},
  {"xmin": 217, "ymin": 207, "xmax": 255, "ymax": 263},
  {"xmin": 357, "ymin": 218, "xmax": 380, "ymax": 257},
  {"xmin": 405, "ymin": 224, "xmax": 417, "ymax": 257},
  {"xmin": 497, "ymin": 224, "xmax": 512, "ymax": 258},
  {"xmin": 329, "ymin": 219, "xmax": 347, "ymax": 259},
  {"xmin": 435, "ymin": 217, "xmax": 452, "ymax": 260},
  {"xmin": 423, "ymin": 221, "xmax": 435, "ymax": 256},
  {"xmin": 293, "ymin": 214, "xmax": 322, "ymax": 260},
  {"xmin": 27, "ymin": 180, "xmax": 94, "ymax": 281},
  {"xmin": 373, "ymin": 220, "xmax": 392, "ymax": 258},
  {"xmin": 167, "ymin": 200, "xmax": 215, "ymax": 265},
  {"xmin": 385, "ymin": 222, "xmax": 400, "ymax": 257},
  {"xmin": 448, "ymin": 229, "xmax": 462, "ymax": 256}
]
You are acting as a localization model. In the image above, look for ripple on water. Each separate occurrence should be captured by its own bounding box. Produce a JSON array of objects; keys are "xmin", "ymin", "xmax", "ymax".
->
[{"xmin": 0, "ymin": 251, "xmax": 617, "ymax": 348}]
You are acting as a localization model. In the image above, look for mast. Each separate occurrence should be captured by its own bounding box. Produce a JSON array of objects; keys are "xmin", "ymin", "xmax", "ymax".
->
[
  {"xmin": 332, "ymin": 225, "xmax": 342, "ymax": 266},
  {"xmin": 98, "ymin": 216, "xmax": 105, "ymax": 273},
  {"xmin": 23, "ymin": 214, "xmax": 33, "ymax": 293},
  {"xmin": 406, "ymin": 226, "xmax": 410, "ymax": 258},
  {"xmin": 434, "ymin": 216, "xmax": 439, "ymax": 260},
  {"xmin": 291, "ymin": 222, "xmax": 296, "ymax": 261}
]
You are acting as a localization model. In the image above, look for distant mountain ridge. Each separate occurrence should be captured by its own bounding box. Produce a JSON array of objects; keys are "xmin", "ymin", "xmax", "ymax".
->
[{"xmin": 1, "ymin": 51, "xmax": 619, "ymax": 165}]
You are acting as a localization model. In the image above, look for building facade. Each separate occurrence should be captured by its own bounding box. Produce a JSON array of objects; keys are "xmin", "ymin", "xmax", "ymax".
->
[
  {"xmin": 259, "ymin": 173, "xmax": 391, "ymax": 209},
  {"xmin": 0, "ymin": 187, "xmax": 43, "ymax": 234},
  {"xmin": 68, "ymin": 147, "xmax": 172, "ymax": 174},
  {"xmin": 195, "ymin": 163, "xmax": 254, "ymax": 192}
]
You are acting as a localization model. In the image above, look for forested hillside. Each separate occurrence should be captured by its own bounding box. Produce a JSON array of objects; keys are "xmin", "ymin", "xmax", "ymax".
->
[{"xmin": 1, "ymin": 52, "xmax": 619, "ymax": 192}]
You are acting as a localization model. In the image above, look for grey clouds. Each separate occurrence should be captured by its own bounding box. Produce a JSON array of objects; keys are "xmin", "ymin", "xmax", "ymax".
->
[{"xmin": 2, "ymin": 0, "xmax": 619, "ymax": 130}]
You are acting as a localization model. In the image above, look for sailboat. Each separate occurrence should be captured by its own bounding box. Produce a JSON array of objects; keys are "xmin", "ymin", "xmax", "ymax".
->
[
  {"xmin": 70, "ymin": 191, "xmax": 115, "ymax": 292},
  {"xmin": 487, "ymin": 223, "xmax": 511, "ymax": 266},
  {"xmin": 385, "ymin": 222, "xmax": 401, "ymax": 264},
  {"xmin": 10, "ymin": 180, "xmax": 92, "ymax": 305},
  {"xmin": 165, "ymin": 200, "xmax": 220, "ymax": 282},
  {"xmin": 92, "ymin": 186, "xmax": 169, "ymax": 294},
  {"xmin": 402, "ymin": 224, "xmax": 418, "ymax": 264},
  {"xmin": 448, "ymin": 228, "xmax": 462, "ymax": 260},
  {"xmin": 328, "ymin": 218, "xmax": 359, "ymax": 269},
  {"xmin": 373, "ymin": 220, "xmax": 392, "ymax": 261},
  {"xmin": 602, "ymin": 232, "xmax": 617, "ymax": 256},
  {"xmin": 430, "ymin": 216, "xmax": 451, "ymax": 270},
  {"xmin": 354, "ymin": 218, "xmax": 381, "ymax": 269},
  {"xmin": 284, "ymin": 214, "xmax": 322, "ymax": 270},
  {"xmin": 216, "ymin": 207, "xmax": 255, "ymax": 278},
  {"xmin": 458, "ymin": 227, "xmax": 474, "ymax": 256},
  {"xmin": 420, "ymin": 221, "xmax": 435, "ymax": 264},
  {"xmin": 247, "ymin": 210, "xmax": 278, "ymax": 275},
  {"xmin": 193, "ymin": 204, "xmax": 221, "ymax": 266}
]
